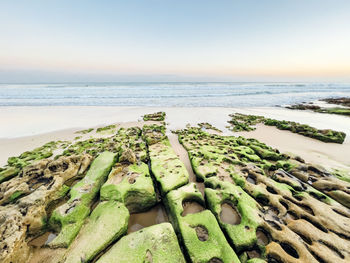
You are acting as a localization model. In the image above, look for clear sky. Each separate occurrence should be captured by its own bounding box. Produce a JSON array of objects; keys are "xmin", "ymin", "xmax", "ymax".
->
[{"xmin": 0, "ymin": 0, "xmax": 349, "ymax": 82}]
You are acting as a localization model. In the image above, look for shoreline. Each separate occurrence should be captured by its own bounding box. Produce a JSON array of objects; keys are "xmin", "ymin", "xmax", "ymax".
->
[{"xmin": 1, "ymin": 106, "xmax": 350, "ymax": 172}]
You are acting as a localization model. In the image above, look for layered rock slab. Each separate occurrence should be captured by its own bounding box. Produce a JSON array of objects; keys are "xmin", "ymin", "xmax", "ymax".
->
[
  {"xmin": 143, "ymin": 124, "xmax": 189, "ymax": 195},
  {"xmin": 49, "ymin": 152, "xmax": 116, "ymax": 248},
  {"xmin": 165, "ymin": 183, "xmax": 240, "ymax": 263},
  {"xmin": 100, "ymin": 162, "xmax": 156, "ymax": 213},
  {"xmin": 61, "ymin": 201, "xmax": 129, "ymax": 263},
  {"xmin": 96, "ymin": 223, "xmax": 185, "ymax": 263}
]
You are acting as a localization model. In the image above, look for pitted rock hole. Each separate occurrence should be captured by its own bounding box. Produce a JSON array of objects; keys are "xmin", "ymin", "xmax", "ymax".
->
[
  {"xmin": 220, "ymin": 202, "xmax": 241, "ymax": 225},
  {"xmin": 266, "ymin": 186, "xmax": 278, "ymax": 194},
  {"xmin": 128, "ymin": 172, "xmax": 139, "ymax": 184},
  {"xmin": 127, "ymin": 204, "xmax": 168, "ymax": 234},
  {"xmin": 181, "ymin": 201, "xmax": 204, "ymax": 216},
  {"xmin": 280, "ymin": 242, "xmax": 299, "ymax": 258},
  {"xmin": 247, "ymin": 174, "xmax": 257, "ymax": 184},
  {"xmin": 267, "ymin": 255, "xmax": 283, "ymax": 263},
  {"xmin": 145, "ymin": 249, "xmax": 153, "ymax": 263},
  {"xmin": 194, "ymin": 225, "xmax": 209, "ymax": 241},
  {"xmin": 247, "ymin": 249, "xmax": 261, "ymax": 259},
  {"xmin": 209, "ymin": 258, "xmax": 223, "ymax": 263},
  {"xmin": 256, "ymin": 229, "xmax": 269, "ymax": 246}
]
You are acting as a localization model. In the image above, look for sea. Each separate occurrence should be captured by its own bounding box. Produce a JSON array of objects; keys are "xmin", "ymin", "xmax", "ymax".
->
[{"xmin": 0, "ymin": 82, "xmax": 349, "ymax": 107}]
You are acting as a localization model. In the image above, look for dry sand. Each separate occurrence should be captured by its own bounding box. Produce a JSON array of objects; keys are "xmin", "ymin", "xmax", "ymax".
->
[{"xmin": 0, "ymin": 106, "xmax": 349, "ymax": 173}]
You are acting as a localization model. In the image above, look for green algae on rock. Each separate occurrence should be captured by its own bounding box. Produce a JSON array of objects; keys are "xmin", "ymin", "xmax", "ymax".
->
[
  {"xmin": 198, "ymin": 122, "xmax": 222, "ymax": 133},
  {"xmin": 143, "ymin": 124, "xmax": 189, "ymax": 195},
  {"xmin": 49, "ymin": 152, "xmax": 116, "ymax": 248},
  {"xmin": 165, "ymin": 183, "xmax": 241, "ymax": 263},
  {"xmin": 0, "ymin": 166, "xmax": 19, "ymax": 184},
  {"xmin": 96, "ymin": 124, "xmax": 117, "ymax": 134},
  {"xmin": 0, "ymin": 155, "xmax": 93, "ymax": 263},
  {"xmin": 287, "ymin": 97, "xmax": 350, "ymax": 116},
  {"xmin": 61, "ymin": 201, "xmax": 129, "ymax": 263},
  {"xmin": 228, "ymin": 113, "xmax": 346, "ymax": 144},
  {"xmin": 227, "ymin": 113, "xmax": 265, "ymax": 132},
  {"xmin": 96, "ymin": 223, "xmax": 185, "ymax": 263},
  {"xmin": 143, "ymin": 111, "xmax": 166, "ymax": 121},
  {"xmin": 75, "ymin": 128, "xmax": 94, "ymax": 134},
  {"xmin": 205, "ymin": 177, "xmax": 264, "ymax": 252},
  {"xmin": 176, "ymin": 126, "xmax": 350, "ymax": 262},
  {"xmin": 100, "ymin": 162, "xmax": 156, "ymax": 213},
  {"xmin": 3, "ymin": 140, "xmax": 70, "ymax": 176}
]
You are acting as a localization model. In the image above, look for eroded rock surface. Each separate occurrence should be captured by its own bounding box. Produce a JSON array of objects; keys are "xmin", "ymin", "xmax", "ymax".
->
[{"xmin": 177, "ymin": 126, "xmax": 350, "ymax": 262}]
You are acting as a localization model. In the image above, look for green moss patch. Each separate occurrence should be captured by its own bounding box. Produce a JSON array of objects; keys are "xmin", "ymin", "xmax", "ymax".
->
[
  {"xmin": 49, "ymin": 152, "xmax": 116, "ymax": 248},
  {"xmin": 96, "ymin": 223, "xmax": 185, "ymax": 263},
  {"xmin": 165, "ymin": 183, "xmax": 240, "ymax": 263},
  {"xmin": 227, "ymin": 113, "xmax": 346, "ymax": 144},
  {"xmin": 143, "ymin": 111, "xmax": 166, "ymax": 121},
  {"xmin": 100, "ymin": 162, "xmax": 156, "ymax": 213},
  {"xmin": 143, "ymin": 124, "xmax": 189, "ymax": 195},
  {"xmin": 62, "ymin": 201, "xmax": 129, "ymax": 263}
]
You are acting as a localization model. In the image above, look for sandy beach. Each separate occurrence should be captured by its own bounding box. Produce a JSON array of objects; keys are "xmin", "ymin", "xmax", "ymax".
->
[{"xmin": 1, "ymin": 106, "xmax": 350, "ymax": 172}]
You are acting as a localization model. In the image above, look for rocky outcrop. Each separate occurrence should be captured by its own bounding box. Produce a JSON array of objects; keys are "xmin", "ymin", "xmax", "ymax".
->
[
  {"xmin": 0, "ymin": 154, "xmax": 93, "ymax": 263},
  {"xmin": 227, "ymin": 113, "xmax": 346, "ymax": 144},
  {"xmin": 165, "ymin": 183, "xmax": 241, "ymax": 263},
  {"xmin": 177, "ymin": 127, "xmax": 350, "ymax": 262},
  {"xmin": 48, "ymin": 152, "xmax": 116, "ymax": 248},
  {"xmin": 100, "ymin": 161, "xmax": 156, "ymax": 213},
  {"xmin": 143, "ymin": 111, "xmax": 166, "ymax": 121}
]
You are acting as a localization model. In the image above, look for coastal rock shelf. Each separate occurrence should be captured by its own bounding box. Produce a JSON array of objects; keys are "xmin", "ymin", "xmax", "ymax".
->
[
  {"xmin": 1, "ymin": 116, "xmax": 350, "ymax": 263},
  {"xmin": 286, "ymin": 97, "xmax": 350, "ymax": 116},
  {"xmin": 228, "ymin": 113, "xmax": 346, "ymax": 144},
  {"xmin": 143, "ymin": 111, "xmax": 166, "ymax": 121},
  {"xmin": 177, "ymin": 127, "xmax": 350, "ymax": 262},
  {"xmin": 143, "ymin": 124, "xmax": 189, "ymax": 195}
]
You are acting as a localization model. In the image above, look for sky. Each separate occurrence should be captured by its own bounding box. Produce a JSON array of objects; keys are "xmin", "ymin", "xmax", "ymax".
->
[{"xmin": 0, "ymin": 0, "xmax": 350, "ymax": 83}]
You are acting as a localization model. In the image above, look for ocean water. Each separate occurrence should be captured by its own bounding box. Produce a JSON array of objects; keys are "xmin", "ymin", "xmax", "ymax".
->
[{"xmin": 0, "ymin": 82, "xmax": 349, "ymax": 107}]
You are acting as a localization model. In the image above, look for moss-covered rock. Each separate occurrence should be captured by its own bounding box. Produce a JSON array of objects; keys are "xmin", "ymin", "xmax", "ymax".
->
[
  {"xmin": 165, "ymin": 183, "xmax": 240, "ymax": 263},
  {"xmin": 61, "ymin": 201, "xmax": 129, "ymax": 263},
  {"xmin": 75, "ymin": 128, "xmax": 94, "ymax": 134},
  {"xmin": 0, "ymin": 167, "xmax": 19, "ymax": 183},
  {"xmin": 288, "ymin": 98, "xmax": 350, "ymax": 116},
  {"xmin": 49, "ymin": 152, "xmax": 116, "ymax": 247},
  {"xmin": 227, "ymin": 113, "xmax": 346, "ymax": 144},
  {"xmin": 205, "ymin": 177, "xmax": 264, "ymax": 252},
  {"xmin": 96, "ymin": 223, "xmax": 184, "ymax": 263},
  {"xmin": 100, "ymin": 162, "xmax": 156, "ymax": 213},
  {"xmin": 144, "ymin": 124, "xmax": 189, "ymax": 195},
  {"xmin": 143, "ymin": 111, "xmax": 166, "ymax": 121}
]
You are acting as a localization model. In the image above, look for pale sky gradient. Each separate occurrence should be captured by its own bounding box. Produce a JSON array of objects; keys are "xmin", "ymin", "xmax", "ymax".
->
[{"xmin": 0, "ymin": 0, "xmax": 350, "ymax": 82}]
